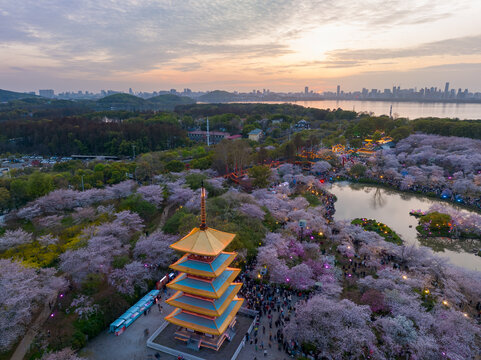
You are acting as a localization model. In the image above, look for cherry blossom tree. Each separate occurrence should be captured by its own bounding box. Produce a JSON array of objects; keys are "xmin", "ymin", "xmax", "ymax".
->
[
  {"xmin": 0, "ymin": 260, "xmax": 67, "ymax": 351},
  {"xmin": 310, "ymin": 161, "xmax": 331, "ymax": 175},
  {"xmin": 166, "ymin": 180, "xmax": 195, "ymax": 205},
  {"xmin": 109, "ymin": 261, "xmax": 151, "ymax": 294},
  {"xmin": 137, "ymin": 185, "xmax": 164, "ymax": 207},
  {"xmin": 104, "ymin": 180, "xmax": 136, "ymax": 199},
  {"xmin": 206, "ymin": 177, "xmax": 225, "ymax": 191},
  {"xmin": 374, "ymin": 315, "xmax": 435, "ymax": 358},
  {"xmin": 15, "ymin": 181, "xmax": 136, "ymax": 219},
  {"xmin": 60, "ymin": 242, "xmax": 117, "ymax": 282},
  {"xmin": 277, "ymin": 163, "xmax": 301, "ymax": 178},
  {"xmin": 360, "ymin": 289, "xmax": 389, "ymax": 313},
  {"xmin": 36, "ymin": 214, "xmax": 63, "ymax": 229},
  {"xmin": 0, "ymin": 229, "xmax": 33, "ymax": 250},
  {"xmin": 184, "ymin": 188, "xmax": 202, "ymax": 211},
  {"xmin": 38, "ymin": 234, "xmax": 59, "ymax": 246},
  {"xmin": 238, "ymin": 203, "xmax": 265, "ymax": 220},
  {"xmin": 59, "ymin": 213, "xmax": 142, "ymax": 282},
  {"xmin": 285, "ymin": 295, "xmax": 378, "ymax": 359},
  {"xmin": 113, "ymin": 210, "xmax": 144, "ymax": 233},
  {"xmin": 134, "ymin": 230, "xmax": 177, "ymax": 266},
  {"xmin": 96, "ymin": 204, "xmax": 115, "ymax": 215},
  {"xmin": 41, "ymin": 348, "xmax": 84, "ymax": 360},
  {"xmin": 72, "ymin": 207, "xmax": 96, "ymax": 224},
  {"xmin": 69, "ymin": 295, "xmax": 100, "ymax": 319},
  {"xmin": 431, "ymin": 308, "xmax": 481, "ymax": 360},
  {"xmin": 286, "ymin": 263, "xmax": 315, "ymax": 290},
  {"xmin": 16, "ymin": 203, "xmax": 43, "ymax": 220}
]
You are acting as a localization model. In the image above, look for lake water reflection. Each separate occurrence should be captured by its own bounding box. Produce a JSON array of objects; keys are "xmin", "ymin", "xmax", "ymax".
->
[
  {"xmin": 329, "ymin": 182, "xmax": 481, "ymax": 271},
  {"xmin": 232, "ymin": 100, "xmax": 481, "ymax": 119}
]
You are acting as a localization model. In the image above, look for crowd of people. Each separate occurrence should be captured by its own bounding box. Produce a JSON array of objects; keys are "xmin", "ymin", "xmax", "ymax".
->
[{"xmin": 238, "ymin": 264, "xmax": 317, "ymax": 359}]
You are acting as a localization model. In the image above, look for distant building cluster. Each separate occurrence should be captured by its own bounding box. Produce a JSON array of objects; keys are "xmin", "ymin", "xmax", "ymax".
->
[
  {"xmin": 323, "ymin": 83, "xmax": 481, "ymax": 101},
  {"xmin": 30, "ymin": 82, "xmax": 481, "ymax": 103}
]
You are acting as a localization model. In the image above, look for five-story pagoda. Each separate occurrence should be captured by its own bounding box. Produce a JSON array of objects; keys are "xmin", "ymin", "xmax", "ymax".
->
[{"xmin": 165, "ymin": 185, "xmax": 244, "ymax": 351}]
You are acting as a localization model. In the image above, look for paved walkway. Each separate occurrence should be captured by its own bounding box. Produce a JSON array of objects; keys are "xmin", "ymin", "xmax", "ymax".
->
[
  {"xmin": 81, "ymin": 288, "xmax": 293, "ymax": 360},
  {"xmin": 11, "ymin": 293, "xmax": 57, "ymax": 360},
  {"xmin": 81, "ymin": 292, "xmax": 177, "ymax": 360},
  {"xmin": 159, "ymin": 203, "xmax": 175, "ymax": 228},
  {"xmin": 236, "ymin": 309, "xmax": 291, "ymax": 360}
]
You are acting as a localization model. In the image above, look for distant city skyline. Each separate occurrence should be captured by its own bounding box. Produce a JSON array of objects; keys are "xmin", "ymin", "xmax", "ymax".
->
[
  {"xmin": 1, "ymin": 0, "xmax": 481, "ymax": 92},
  {"xmin": 30, "ymin": 82, "xmax": 481, "ymax": 102}
]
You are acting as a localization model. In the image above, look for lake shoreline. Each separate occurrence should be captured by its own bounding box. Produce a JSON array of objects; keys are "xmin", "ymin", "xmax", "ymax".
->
[
  {"xmin": 226, "ymin": 100, "xmax": 481, "ymax": 119},
  {"xmin": 329, "ymin": 181, "xmax": 481, "ymax": 271},
  {"xmin": 332, "ymin": 177, "xmax": 481, "ymax": 215}
]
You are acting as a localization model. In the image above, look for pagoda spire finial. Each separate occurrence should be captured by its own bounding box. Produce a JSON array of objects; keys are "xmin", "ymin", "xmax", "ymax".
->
[{"xmin": 200, "ymin": 181, "xmax": 207, "ymax": 230}]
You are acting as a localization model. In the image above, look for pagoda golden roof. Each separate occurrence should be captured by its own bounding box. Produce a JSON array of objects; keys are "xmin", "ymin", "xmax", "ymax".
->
[{"xmin": 170, "ymin": 227, "xmax": 236, "ymax": 256}]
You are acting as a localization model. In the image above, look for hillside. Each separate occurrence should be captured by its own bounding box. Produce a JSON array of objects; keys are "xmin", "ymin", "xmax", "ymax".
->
[
  {"xmin": 147, "ymin": 94, "xmax": 195, "ymax": 109},
  {"xmin": 96, "ymin": 93, "xmax": 146, "ymax": 111},
  {"xmin": 0, "ymin": 89, "xmax": 37, "ymax": 102},
  {"xmin": 0, "ymin": 93, "xmax": 197, "ymax": 120},
  {"xmin": 197, "ymin": 90, "xmax": 238, "ymax": 103},
  {"xmin": 95, "ymin": 93, "xmax": 195, "ymax": 111}
]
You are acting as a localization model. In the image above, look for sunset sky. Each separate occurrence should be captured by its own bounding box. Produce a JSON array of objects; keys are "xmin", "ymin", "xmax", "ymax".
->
[{"xmin": 1, "ymin": 0, "xmax": 481, "ymax": 93}]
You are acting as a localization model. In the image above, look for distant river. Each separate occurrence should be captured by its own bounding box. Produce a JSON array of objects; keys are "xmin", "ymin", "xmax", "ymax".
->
[
  {"xmin": 233, "ymin": 100, "xmax": 481, "ymax": 120},
  {"xmin": 329, "ymin": 182, "xmax": 481, "ymax": 271}
]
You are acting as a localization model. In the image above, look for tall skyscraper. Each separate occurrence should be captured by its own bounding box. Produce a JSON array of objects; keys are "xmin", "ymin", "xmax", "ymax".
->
[
  {"xmin": 444, "ymin": 82, "xmax": 450, "ymax": 96},
  {"xmin": 336, "ymin": 85, "xmax": 340, "ymax": 97},
  {"xmin": 304, "ymin": 86, "xmax": 309, "ymax": 94}
]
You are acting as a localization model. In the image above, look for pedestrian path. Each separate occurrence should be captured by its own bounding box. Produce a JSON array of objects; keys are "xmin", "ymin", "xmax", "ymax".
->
[
  {"xmin": 81, "ymin": 292, "xmax": 177, "ymax": 360},
  {"xmin": 10, "ymin": 293, "xmax": 57, "ymax": 360}
]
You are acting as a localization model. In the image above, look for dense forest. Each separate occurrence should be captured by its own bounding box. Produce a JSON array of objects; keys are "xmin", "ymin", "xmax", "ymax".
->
[
  {"xmin": 0, "ymin": 118, "xmax": 186, "ymax": 155},
  {"xmin": 176, "ymin": 102, "xmax": 358, "ymax": 120},
  {"xmin": 2, "ymin": 99, "xmax": 481, "ymax": 156},
  {"xmin": 0, "ymin": 93, "xmax": 195, "ymax": 121}
]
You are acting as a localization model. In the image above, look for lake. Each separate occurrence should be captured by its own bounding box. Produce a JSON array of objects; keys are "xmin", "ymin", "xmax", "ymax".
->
[
  {"xmin": 329, "ymin": 182, "xmax": 481, "ymax": 271},
  {"xmin": 239, "ymin": 100, "xmax": 481, "ymax": 120}
]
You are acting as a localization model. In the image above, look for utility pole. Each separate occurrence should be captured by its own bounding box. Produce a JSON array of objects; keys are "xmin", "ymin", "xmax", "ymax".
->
[
  {"xmin": 81, "ymin": 175, "xmax": 84, "ymax": 191},
  {"xmin": 132, "ymin": 144, "xmax": 136, "ymax": 159},
  {"xmin": 206, "ymin": 117, "xmax": 210, "ymax": 147}
]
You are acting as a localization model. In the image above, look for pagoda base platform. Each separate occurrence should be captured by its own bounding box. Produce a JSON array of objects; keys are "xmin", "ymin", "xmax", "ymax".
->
[
  {"xmin": 174, "ymin": 324, "xmax": 232, "ymax": 351},
  {"xmin": 147, "ymin": 308, "xmax": 256, "ymax": 360}
]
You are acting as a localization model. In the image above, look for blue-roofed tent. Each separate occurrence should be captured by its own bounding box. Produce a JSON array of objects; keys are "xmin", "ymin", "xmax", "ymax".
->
[{"xmin": 109, "ymin": 289, "xmax": 160, "ymax": 334}]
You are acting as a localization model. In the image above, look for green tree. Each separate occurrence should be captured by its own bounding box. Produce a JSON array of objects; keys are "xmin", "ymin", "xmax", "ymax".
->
[
  {"xmin": 349, "ymin": 138, "xmax": 363, "ymax": 148},
  {"xmin": 27, "ymin": 172, "xmax": 53, "ymax": 198},
  {"xmin": 372, "ymin": 130, "xmax": 383, "ymax": 141},
  {"xmin": 185, "ymin": 173, "xmax": 207, "ymax": 190},
  {"xmin": 419, "ymin": 212, "xmax": 451, "ymax": 233},
  {"xmin": 349, "ymin": 164, "xmax": 367, "ymax": 177},
  {"xmin": 257, "ymin": 147, "xmax": 269, "ymax": 164},
  {"xmin": 0, "ymin": 187, "xmax": 10, "ymax": 210},
  {"xmin": 120, "ymin": 194, "xmax": 157, "ymax": 222},
  {"xmin": 190, "ymin": 155, "xmax": 212, "ymax": 170},
  {"xmin": 242, "ymin": 124, "xmax": 256, "ymax": 137},
  {"xmin": 249, "ymin": 165, "xmax": 272, "ymax": 188},
  {"xmin": 165, "ymin": 160, "xmax": 185, "ymax": 172},
  {"xmin": 390, "ymin": 126, "xmax": 412, "ymax": 142}
]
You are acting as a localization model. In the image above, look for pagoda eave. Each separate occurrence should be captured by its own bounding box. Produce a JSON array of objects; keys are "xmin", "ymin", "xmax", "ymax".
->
[
  {"xmin": 170, "ymin": 227, "xmax": 236, "ymax": 257},
  {"xmin": 170, "ymin": 252, "xmax": 237, "ymax": 278},
  {"xmin": 166, "ymin": 283, "xmax": 242, "ymax": 317},
  {"xmin": 166, "ymin": 268, "xmax": 241, "ymax": 299},
  {"xmin": 165, "ymin": 298, "xmax": 244, "ymax": 336}
]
